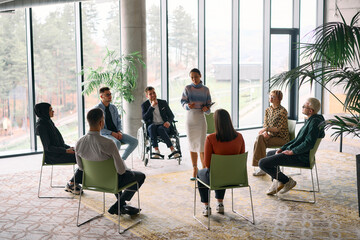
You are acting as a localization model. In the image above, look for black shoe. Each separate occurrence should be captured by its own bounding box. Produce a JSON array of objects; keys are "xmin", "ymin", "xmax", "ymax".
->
[
  {"xmin": 65, "ymin": 182, "xmax": 83, "ymax": 195},
  {"xmin": 121, "ymin": 205, "xmax": 141, "ymax": 216},
  {"xmin": 108, "ymin": 204, "xmax": 119, "ymax": 215},
  {"xmin": 108, "ymin": 204, "xmax": 141, "ymax": 216}
]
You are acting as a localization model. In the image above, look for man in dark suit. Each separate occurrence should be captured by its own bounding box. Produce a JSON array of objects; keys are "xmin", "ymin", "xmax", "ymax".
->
[{"xmin": 141, "ymin": 86, "xmax": 180, "ymax": 158}]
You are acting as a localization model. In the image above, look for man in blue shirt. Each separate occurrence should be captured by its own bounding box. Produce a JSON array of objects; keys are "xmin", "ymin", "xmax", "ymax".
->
[{"xmin": 94, "ymin": 87, "xmax": 138, "ymax": 161}]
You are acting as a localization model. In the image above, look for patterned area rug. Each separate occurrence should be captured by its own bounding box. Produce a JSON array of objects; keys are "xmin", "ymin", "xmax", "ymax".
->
[
  {"xmin": 81, "ymin": 149, "xmax": 360, "ymax": 239},
  {"xmin": 0, "ymin": 149, "xmax": 359, "ymax": 239}
]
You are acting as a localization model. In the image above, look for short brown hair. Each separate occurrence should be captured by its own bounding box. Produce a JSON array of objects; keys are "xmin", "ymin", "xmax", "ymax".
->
[
  {"xmin": 87, "ymin": 108, "xmax": 104, "ymax": 128},
  {"xmin": 214, "ymin": 109, "xmax": 238, "ymax": 142},
  {"xmin": 144, "ymin": 86, "xmax": 154, "ymax": 93},
  {"xmin": 270, "ymin": 90, "xmax": 283, "ymax": 101},
  {"xmin": 99, "ymin": 87, "xmax": 110, "ymax": 94}
]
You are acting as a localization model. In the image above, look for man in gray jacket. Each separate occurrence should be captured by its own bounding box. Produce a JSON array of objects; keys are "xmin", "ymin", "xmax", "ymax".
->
[{"xmin": 94, "ymin": 87, "xmax": 138, "ymax": 161}]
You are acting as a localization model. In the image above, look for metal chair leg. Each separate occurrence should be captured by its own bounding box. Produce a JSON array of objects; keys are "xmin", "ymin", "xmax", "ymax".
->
[
  {"xmin": 231, "ymin": 187, "xmax": 255, "ymax": 224},
  {"xmin": 77, "ymin": 190, "xmax": 104, "ymax": 227},
  {"xmin": 277, "ymin": 167, "xmax": 317, "ymax": 204},
  {"xmin": 193, "ymin": 179, "xmax": 210, "ymax": 230},
  {"xmin": 119, "ymin": 182, "xmax": 142, "ymax": 234},
  {"xmin": 38, "ymin": 165, "xmax": 75, "ymax": 199}
]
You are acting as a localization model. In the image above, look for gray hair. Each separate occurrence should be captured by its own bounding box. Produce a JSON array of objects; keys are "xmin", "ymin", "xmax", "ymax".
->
[{"xmin": 307, "ymin": 98, "xmax": 321, "ymax": 113}]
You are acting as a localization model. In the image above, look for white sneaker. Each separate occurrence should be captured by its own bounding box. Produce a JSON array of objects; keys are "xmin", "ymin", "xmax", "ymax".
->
[
  {"xmin": 253, "ymin": 168, "xmax": 266, "ymax": 176},
  {"xmin": 266, "ymin": 179, "xmax": 284, "ymax": 195},
  {"xmin": 171, "ymin": 149, "xmax": 180, "ymax": 158},
  {"xmin": 279, "ymin": 177, "xmax": 297, "ymax": 194},
  {"xmin": 152, "ymin": 149, "xmax": 161, "ymax": 159},
  {"xmin": 216, "ymin": 203, "xmax": 224, "ymax": 213},
  {"xmin": 202, "ymin": 206, "xmax": 211, "ymax": 217}
]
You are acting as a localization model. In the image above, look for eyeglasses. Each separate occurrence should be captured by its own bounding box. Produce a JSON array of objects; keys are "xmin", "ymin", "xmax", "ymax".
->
[
  {"xmin": 104, "ymin": 93, "xmax": 111, "ymax": 97},
  {"xmin": 302, "ymin": 105, "xmax": 313, "ymax": 110}
]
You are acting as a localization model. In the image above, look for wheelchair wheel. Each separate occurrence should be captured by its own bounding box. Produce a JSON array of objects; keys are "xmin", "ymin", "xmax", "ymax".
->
[
  {"xmin": 137, "ymin": 127, "xmax": 145, "ymax": 161},
  {"xmin": 144, "ymin": 157, "xmax": 149, "ymax": 166},
  {"xmin": 177, "ymin": 157, "xmax": 181, "ymax": 165}
]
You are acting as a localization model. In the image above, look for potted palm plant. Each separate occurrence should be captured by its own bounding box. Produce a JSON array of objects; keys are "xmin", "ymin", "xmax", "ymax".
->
[
  {"xmin": 270, "ymin": 10, "xmax": 360, "ymax": 216},
  {"xmin": 81, "ymin": 49, "xmax": 145, "ymax": 112}
]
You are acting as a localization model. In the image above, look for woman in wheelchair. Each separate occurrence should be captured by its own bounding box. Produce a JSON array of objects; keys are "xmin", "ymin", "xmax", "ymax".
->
[
  {"xmin": 197, "ymin": 109, "xmax": 245, "ymax": 216},
  {"xmin": 141, "ymin": 87, "xmax": 181, "ymax": 160}
]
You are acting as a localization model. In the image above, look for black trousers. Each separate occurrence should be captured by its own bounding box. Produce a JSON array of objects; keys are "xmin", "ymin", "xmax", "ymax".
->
[
  {"xmin": 112, "ymin": 170, "xmax": 146, "ymax": 207},
  {"xmin": 259, "ymin": 150, "xmax": 309, "ymax": 184},
  {"xmin": 147, "ymin": 124, "xmax": 172, "ymax": 148},
  {"xmin": 197, "ymin": 168, "xmax": 226, "ymax": 203}
]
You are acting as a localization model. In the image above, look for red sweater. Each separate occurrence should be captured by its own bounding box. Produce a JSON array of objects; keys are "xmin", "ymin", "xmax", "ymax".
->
[{"xmin": 204, "ymin": 132, "xmax": 245, "ymax": 168}]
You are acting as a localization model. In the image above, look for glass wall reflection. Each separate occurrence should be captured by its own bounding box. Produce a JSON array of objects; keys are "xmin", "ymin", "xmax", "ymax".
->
[
  {"xmin": 168, "ymin": 0, "xmax": 198, "ymax": 134},
  {"xmin": 205, "ymin": 0, "xmax": 232, "ymax": 117},
  {"xmin": 82, "ymin": 0, "xmax": 120, "ymax": 131},
  {"xmin": 33, "ymin": 4, "xmax": 78, "ymax": 146},
  {"xmin": 239, "ymin": 0, "xmax": 263, "ymax": 128},
  {"xmin": 0, "ymin": 10, "xmax": 30, "ymax": 155}
]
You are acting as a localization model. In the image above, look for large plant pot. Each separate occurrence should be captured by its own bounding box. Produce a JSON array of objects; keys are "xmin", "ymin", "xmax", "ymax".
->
[{"xmin": 357, "ymin": 154, "xmax": 360, "ymax": 217}]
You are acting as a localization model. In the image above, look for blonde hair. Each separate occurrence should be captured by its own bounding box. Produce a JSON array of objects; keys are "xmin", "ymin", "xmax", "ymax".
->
[
  {"xmin": 270, "ymin": 90, "xmax": 283, "ymax": 101},
  {"xmin": 307, "ymin": 98, "xmax": 321, "ymax": 113}
]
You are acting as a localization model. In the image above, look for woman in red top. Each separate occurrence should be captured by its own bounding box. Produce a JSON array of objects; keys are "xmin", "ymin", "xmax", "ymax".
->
[{"xmin": 197, "ymin": 109, "xmax": 245, "ymax": 217}]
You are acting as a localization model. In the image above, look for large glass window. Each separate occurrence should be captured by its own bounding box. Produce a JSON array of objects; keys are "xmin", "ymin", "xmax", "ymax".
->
[
  {"xmin": 298, "ymin": 0, "xmax": 316, "ymax": 121},
  {"xmin": 239, "ymin": 0, "xmax": 263, "ymax": 128},
  {"xmin": 205, "ymin": 0, "xmax": 232, "ymax": 116},
  {"xmin": 0, "ymin": 10, "xmax": 30, "ymax": 155},
  {"xmin": 168, "ymin": 0, "xmax": 198, "ymax": 134},
  {"xmin": 270, "ymin": 35, "xmax": 290, "ymax": 110},
  {"xmin": 82, "ymin": 0, "xmax": 121, "ymax": 131},
  {"xmin": 271, "ymin": 0, "xmax": 293, "ymax": 28},
  {"xmin": 33, "ymin": 4, "xmax": 78, "ymax": 146},
  {"xmin": 146, "ymin": 0, "xmax": 161, "ymax": 96}
]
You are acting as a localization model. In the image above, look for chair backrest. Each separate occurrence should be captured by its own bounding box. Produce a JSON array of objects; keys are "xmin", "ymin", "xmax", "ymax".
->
[
  {"xmin": 287, "ymin": 119, "xmax": 297, "ymax": 141},
  {"xmin": 209, "ymin": 152, "xmax": 248, "ymax": 189},
  {"xmin": 81, "ymin": 158, "xmax": 119, "ymax": 194},
  {"xmin": 205, "ymin": 112, "xmax": 215, "ymax": 134},
  {"xmin": 309, "ymin": 138, "xmax": 322, "ymax": 168}
]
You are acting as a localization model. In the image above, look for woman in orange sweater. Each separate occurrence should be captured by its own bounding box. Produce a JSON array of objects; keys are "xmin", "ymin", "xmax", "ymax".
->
[{"xmin": 197, "ymin": 109, "xmax": 245, "ymax": 217}]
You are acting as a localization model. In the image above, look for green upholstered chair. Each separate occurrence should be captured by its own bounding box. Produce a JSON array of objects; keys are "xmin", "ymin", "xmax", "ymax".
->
[
  {"xmin": 205, "ymin": 112, "xmax": 215, "ymax": 134},
  {"xmin": 38, "ymin": 153, "xmax": 76, "ymax": 198},
  {"xmin": 76, "ymin": 158, "xmax": 141, "ymax": 234},
  {"xmin": 276, "ymin": 138, "xmax": 322, "ymax": 203},
  {"xmin": 193, "ymin": 152, "xmax": 255, "ymax": 230}
]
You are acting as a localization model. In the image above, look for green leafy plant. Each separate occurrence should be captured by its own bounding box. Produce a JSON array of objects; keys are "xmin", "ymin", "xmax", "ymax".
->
[
  {"xmin": 81, "ymin": 49, "xmax": 145, "ymax": 111},
  {"xmin": 270, "ymin": 9, "xmax": 360, "ymax": 140}
]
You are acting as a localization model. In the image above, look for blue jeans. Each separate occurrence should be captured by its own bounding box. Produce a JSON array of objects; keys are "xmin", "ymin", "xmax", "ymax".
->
[
  {"xmin": 104, "ymin": 133, "xmax": 138, "ymax": 160},
  {"xmin": 197, "ymin": 168, "xmax": 226, "ymax": 203}
]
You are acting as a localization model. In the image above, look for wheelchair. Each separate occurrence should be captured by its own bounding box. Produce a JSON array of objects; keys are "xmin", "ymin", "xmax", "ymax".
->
[{"xmin": 137, "ymin": 120, "xmax": 182, "ymax": 166}]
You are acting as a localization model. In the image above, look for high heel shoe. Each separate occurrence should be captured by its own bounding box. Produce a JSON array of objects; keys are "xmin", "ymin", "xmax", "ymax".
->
[{"xmin": 190, "ymin": 166, "xmax": 198, "ymax": 181}]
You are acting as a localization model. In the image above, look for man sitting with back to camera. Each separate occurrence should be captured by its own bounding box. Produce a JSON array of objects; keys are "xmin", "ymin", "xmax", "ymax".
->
[
  {"xmin": 141, "ymin": 86, "xmax": 180, "ymax": 159},
  {"xmin": 94, "ymin": 87, "xmax": 138, "ymax": 161},
  {"xmin": 259, "ymin": 97, "xmax": 325, "ymax": 195},
  {"xmin": 75, "ymin": 108, "xmax": 145, "ymax": 215}
]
